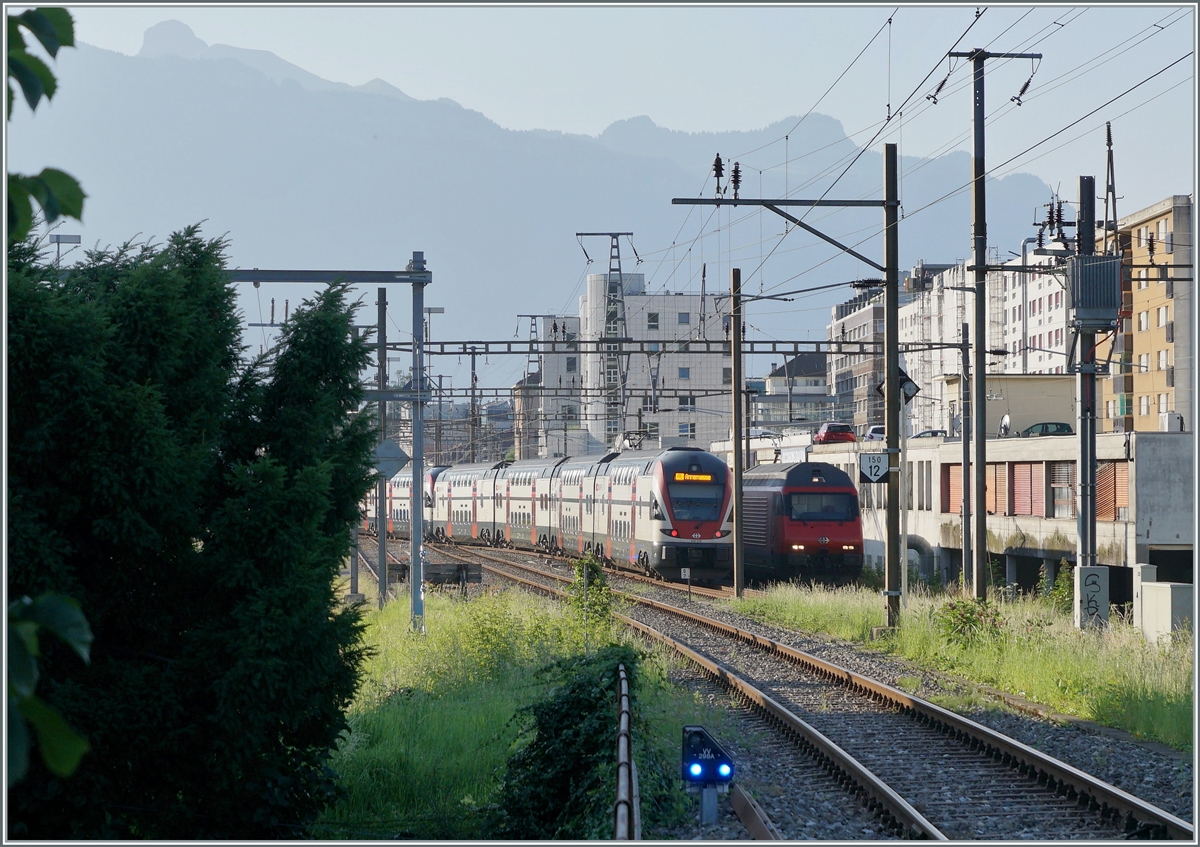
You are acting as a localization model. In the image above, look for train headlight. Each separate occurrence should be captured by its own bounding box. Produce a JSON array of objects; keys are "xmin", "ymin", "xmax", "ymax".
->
[
  {"xmin": 842, "ymin": 544, "xmax": 857, "ymax": 551},
  {"xmin": 715, "ymin": 530, "xmax": 731, "ymax": 538},
  {"xmin": 791, "ymin": 544, "xmax": 805, "ymax": 551}
]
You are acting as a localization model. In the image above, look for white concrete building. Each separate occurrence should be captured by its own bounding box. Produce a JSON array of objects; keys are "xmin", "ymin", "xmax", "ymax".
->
[{"xmin": 579, "ymin": 272, "xmax": 731, "ymax": 450}]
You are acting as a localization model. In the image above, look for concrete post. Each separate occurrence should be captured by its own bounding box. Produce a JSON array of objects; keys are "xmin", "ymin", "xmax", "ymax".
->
[
  {"xmin": 1074, "ymin": 565, "xmax": 1110, "ymax": 629},
  {"xmin": 1132, "ymin": 563, "xmax": 1157, "ymax": 632}
]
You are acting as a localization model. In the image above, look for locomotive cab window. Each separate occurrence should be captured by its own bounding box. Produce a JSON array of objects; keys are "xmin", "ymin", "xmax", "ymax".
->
[{"xmin": 789, "ymin": 493, "xmax": 858, "ymax": 522}]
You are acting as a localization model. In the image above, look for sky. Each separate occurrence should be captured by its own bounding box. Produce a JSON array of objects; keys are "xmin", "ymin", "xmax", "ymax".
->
[
  {"xmin": 62, "ymin": 3, "xmax": 1197, "ymax": 215},
  {"xmin": 10, "ymin": 4, "xmax": 1197, "ymax": 398}
]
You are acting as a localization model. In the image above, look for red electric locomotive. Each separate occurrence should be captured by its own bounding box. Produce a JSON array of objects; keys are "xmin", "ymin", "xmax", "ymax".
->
[{"xmin": 741, "ymin": 461, "xmax": 864, "ymax": 585}]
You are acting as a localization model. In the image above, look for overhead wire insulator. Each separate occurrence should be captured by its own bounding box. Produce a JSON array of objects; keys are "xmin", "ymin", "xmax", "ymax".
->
[
  {"xmin": 1011, "ymin": 76, "xmax": 1032, "ymax": 106},
  {"xmin": 926, "ymin": 75, "xmax": 948, "ymax": 105},
  {"xmin": 712, "ymin": 153, "xmax": 724, "ymax": 196},
  {"xmin": 730, "ymin": 162, "xmax": 742, "ymax": 200}
]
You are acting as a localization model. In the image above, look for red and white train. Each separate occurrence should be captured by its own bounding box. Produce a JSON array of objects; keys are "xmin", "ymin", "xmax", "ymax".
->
[{"xmin": 364, "ymin": 447, "xmax": 734, "ymax": 584}]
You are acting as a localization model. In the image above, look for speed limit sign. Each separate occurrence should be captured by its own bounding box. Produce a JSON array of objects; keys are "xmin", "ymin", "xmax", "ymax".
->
[{"xmin": 859, "ymin": 453, "xmax": 888, "ymax": 483}]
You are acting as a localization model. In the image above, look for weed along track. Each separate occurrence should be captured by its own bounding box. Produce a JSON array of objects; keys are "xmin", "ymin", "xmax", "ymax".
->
[{"xmin": 433, "ymin": 544, "xmax": 1193, "ymax": 841}]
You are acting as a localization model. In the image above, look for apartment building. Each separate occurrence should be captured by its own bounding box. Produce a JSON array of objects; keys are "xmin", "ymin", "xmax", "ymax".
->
[{"xmin": 1096, "ymin": 195, "xmax": 1194, "ymax": 432}]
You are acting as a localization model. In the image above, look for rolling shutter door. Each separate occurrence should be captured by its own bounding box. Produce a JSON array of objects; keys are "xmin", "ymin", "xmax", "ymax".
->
[
  {"xmin": 1096, "ymin": 462, "xmax": 1116, "ymax": 522},
  {"xmin": 1031, "ymin": 462, "xmax": 1045, "ymax": 517},
  {"xmin": 947, "ymin": 464, "xmax": 962, "ymax": 514},
  {"xmin": 1115, "ymin": 461, "xmax": 1129, "ymax": 519},
  {"xmin": 1013, "ymin": 463, "xmax": 1032, "ymax": 515}
]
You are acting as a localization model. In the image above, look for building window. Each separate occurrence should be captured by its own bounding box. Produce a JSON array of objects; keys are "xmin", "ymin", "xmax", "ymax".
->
[
  {"xmin": 566, "ymin": 356, "xmax": 577, "ymax": 373},
  {"xmin": 1139, "ymin": 395, "xmax": 1150, "ymax": 416},
  {"xmin": 648, "ymin": 342, "xmax": 661, "ymax": 352},
  {"xmin": 641, "ymin": 395, "xmax": 654, "ymax": 411},
  {"xmin": 1159, "ymin": 350, "xmax": 1169, "ymax": 371},
  {"xmin": 678, "ymin": 367, "xmax": 690, "ymax": 380},
  {"xmin": 678, "ymin": 422, "xmax": 696, "ymax": 440},
  {"xmin": 722, "ymin": 367, "xmax": 732, "ymax": 385},
  {"xmin": 645, "ymin": 422, "xmax": 659, "ymax": 438},
  {"xmin": 1138, "ymin": 311, "xmax": 1149, "ymax": 332},
  {"xmin": 1157, "ymin": 306, "xmax": 1169, "ymax": 327},
  {"xmin": 679, "ymin": 395, "xmax": 696, "ymax": 410},
  {"xmin": 1139, "ymin": 353, "xmax": 1150, "ymax": 372},
  {"xmin": 647, "ymin": 312, "xmax": 659, "ymax": 330},
  {"xmin": 1106, "ymin": 400, "xmax": 1114, "ymax": 419},
  {"xmin": 1159, "ymin": 393, "xmax": 1169, "ymax": 414},
  {"xmin": 678, "ymin": 312, "xmax": 690, "ymax": 325}
]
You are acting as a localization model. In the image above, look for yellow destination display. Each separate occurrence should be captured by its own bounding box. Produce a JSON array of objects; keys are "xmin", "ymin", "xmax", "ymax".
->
[{"xmin": 673, "ymin": 472, "xmax": 713, "ymax": 482}]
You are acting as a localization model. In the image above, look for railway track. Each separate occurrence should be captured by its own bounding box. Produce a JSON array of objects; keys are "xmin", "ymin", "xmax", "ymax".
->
[{"xmin": 434, "ymin": 543, "xmax": 1193, "ymax": 841}]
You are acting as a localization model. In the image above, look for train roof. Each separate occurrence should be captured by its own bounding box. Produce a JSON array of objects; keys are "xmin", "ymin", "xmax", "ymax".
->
[{"xmin": 743, "ymin": 461, "xmax": 855, "ymax": 488}]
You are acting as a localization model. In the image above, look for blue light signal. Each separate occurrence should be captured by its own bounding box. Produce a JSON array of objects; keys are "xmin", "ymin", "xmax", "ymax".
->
[{"xmin": 681, "ymin": 725, "xmax": 734, "ymax": 784}]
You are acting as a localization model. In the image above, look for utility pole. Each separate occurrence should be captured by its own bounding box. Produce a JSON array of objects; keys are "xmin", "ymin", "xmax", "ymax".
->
[
  {"xmin": 883, "ymin": 142, "xmax": 901, "ymax": 627},
  {"xmin": 730, "ymin": 267, "xmax": 745, "ymax": 597},
  {"xmin": 469, "ymin": 346, "xmax": 478, "ymax": 463},
  {"xmin": 410, "ymin": 252, "xmax": 428, "ymax": 632},
  {"xmin": 960, "ymin": 322, "xmax": 972, "ymax": 594},
  {"xmin": 950, "ymin": 47, "xmax": 1042, "ymax": 599},
  {"xmin": 377, "ymin": 287, "xmax": 389, "ymax": 610},
  {"xmin": 1075, "ymin": 176, "xmax": 1098, "ymax": 571},
  {"xmin": 672, "ymin": 150, "xmax": 896, "ymax": 621}
]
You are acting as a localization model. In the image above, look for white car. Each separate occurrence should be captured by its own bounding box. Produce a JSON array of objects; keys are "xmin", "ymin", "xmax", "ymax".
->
[{"xmin": 863, "ymin": 425, "xmax": 885, "ymax": 442}]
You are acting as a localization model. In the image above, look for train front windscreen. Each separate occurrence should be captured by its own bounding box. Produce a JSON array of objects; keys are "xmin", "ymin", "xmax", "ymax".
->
[
  {"xmin": 789, "ymin": 493, "xmax": 858, "ymax": 522},
  {"xmin": 667, "ymin": 482, "xmax": 726, "ymax": 522}
]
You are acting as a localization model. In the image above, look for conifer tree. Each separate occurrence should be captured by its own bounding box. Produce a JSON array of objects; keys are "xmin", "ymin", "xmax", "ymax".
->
[{"xmin": 7, "ymin": 227, "xmax": 376, "ymax": 838}]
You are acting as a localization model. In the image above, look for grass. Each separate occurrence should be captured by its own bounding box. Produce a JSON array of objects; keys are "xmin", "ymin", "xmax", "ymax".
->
[
  {"xmin": 730, "ymin": 581, "xmax": 1194, "ymax": 751},
  {"xmin": 313, "ymin": 580, "xmax": 599, "ymax": 839},
  {"xmin": 316, "ymin": 575, "xmax": 739, "ymax": 839}
]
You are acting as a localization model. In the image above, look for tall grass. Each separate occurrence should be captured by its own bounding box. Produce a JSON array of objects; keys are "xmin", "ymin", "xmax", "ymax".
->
[
  {"xmin": 315, "ymin": 586, "xmax": 599, "ymax": 839},
  {"xmin": 731, "ymin": 583, "xmax": 1193, "ymax": 751}
]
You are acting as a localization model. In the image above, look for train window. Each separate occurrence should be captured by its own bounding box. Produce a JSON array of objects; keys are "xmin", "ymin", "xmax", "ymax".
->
[
  {"xmin": 789, "ymin": 493, "xmax": 858, "ymax": 522},
  {"xmin": 666, "ymin": 483, "xmax": 724, "ymax": 522}
]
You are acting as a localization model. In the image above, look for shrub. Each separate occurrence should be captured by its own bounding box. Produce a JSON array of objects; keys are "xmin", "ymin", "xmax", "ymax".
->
[
  {"xmin": 1046, "ymin": 560, "xmax": 1074, "ymax": 614},
  {"xmin": 489, "ymin": 644, "xmax": 640, "ymax": 839},
  {"xmin": 934, "ymin": 597, "xmax": 1004, "ymax": 645}
]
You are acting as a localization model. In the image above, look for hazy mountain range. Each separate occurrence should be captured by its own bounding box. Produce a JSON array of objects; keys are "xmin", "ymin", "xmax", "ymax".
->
[{"xmin": 8, "ymin": 20, "xmax": 1054, "ymax": 368}]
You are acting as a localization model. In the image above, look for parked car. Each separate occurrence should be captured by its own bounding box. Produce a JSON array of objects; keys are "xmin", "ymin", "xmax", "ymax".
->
[
  {"xmin": 813, "ymin": 422, "xmax": 857, "ymax": 444},
  {"xmin": 912, "ymin": 429, "xmax": 948, "ymax": 438},
  {"xmin": 1020, "ymin": 421, "xmax": 1074, "ymax": 437},
  {"xmin": 863, "ymin": 425, "xmax": 885, "ymax": 442}
]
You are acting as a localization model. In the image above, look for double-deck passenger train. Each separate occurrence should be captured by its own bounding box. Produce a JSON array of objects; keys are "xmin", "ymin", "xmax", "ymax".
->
[
  {"xmin": 741, "ymin": 461, "xmax": 864, "ymax": 585},
  {"xmin": 364, "ymin": 447, "xmax": 734, "ymax": 584}
]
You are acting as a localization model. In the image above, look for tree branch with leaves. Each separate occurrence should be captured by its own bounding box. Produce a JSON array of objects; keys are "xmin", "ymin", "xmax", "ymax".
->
[{"xmin": 7, "ymin": 7, "xmax": 85, "ymax": 243}]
